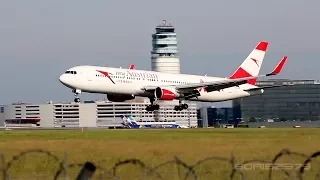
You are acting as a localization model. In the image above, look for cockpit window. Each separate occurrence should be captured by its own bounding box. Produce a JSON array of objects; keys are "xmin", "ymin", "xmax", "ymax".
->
[{"xmin": 65, "ymin": 71, "xmax": 77, "ymax": 74}]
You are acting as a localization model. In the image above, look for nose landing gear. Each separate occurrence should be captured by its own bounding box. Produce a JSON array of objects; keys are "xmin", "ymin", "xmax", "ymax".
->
[
  {"xmin": 72, "ymin": 89, "xmax": 81, "ymax": 103},
  {"xmin": 74, "ymin": 96, "xmax": 80, "ymax": 103}
]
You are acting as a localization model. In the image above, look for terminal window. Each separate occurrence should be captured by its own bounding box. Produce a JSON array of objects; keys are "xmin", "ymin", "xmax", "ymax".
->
[{"xmin": 0, "ymin": 107, "xmax": 4, "ymax": 113}]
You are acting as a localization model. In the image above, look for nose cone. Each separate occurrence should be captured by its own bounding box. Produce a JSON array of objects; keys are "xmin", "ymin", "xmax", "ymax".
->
[{"xmin": 59, "ymin": 74, "xmax": 68, "ymax": 85}]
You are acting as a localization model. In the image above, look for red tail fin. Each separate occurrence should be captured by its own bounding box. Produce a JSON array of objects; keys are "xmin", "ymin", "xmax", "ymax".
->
[
  {"xmin": 129, "ymin": 64, "xmax": 135, "ymax": 70},
  {"xmin": 229, "ymin": 41, "xmax": 268, "ymax": 85}
]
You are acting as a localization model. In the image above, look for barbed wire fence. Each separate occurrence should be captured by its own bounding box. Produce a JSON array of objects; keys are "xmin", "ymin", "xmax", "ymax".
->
[{"xmin": 0, "ymin": 149, "xmax": 319, "ymax": 180}]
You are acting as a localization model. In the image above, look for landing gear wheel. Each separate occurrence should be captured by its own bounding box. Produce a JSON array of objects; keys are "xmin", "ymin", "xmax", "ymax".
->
[
  {"xmin": 174, "ymin": 105, "xmax": 182, "ymax": 111},
  {"xmin": 72, "ymin": 89, "xmax": 82, "ymax": 103},
  {"xmin": 174, "ymin": 103, "xmax": 188, "ymax": 111},
  {"xmin": 145, "ymin": 97, "xmax": 160, "ymax": 111},
  {"xmin": 154, "ymin": 104, "xmax": 160, "ymax": 110},
  {"xmin": 74, "ymin": 97, "xmax": 80, "ymax": 103},
  {"xmin": 145, "ymin": 104, "xmax": 160, "ymax": 111},
  {"xmin": 182, "ymin": 103, "xmax": 188, "ymax": 109},
  {"xmin": 146, "ymin": 106, "xmax": 151, "ymax": 111}
]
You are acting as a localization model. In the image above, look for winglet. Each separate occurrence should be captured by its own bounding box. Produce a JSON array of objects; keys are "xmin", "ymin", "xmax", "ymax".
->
[
  {"xmin": 129, "ymin": 64, "xmax": 135, "ymax": 70},
  {"xmin": 266, "ymin": 56, "xmax": 287, "ymax": 76}
]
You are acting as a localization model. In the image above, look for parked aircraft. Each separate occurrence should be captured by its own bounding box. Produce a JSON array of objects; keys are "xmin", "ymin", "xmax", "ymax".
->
[{"xmin": 120, "ymin": 115, "xmax": 184, "ymax": 128}]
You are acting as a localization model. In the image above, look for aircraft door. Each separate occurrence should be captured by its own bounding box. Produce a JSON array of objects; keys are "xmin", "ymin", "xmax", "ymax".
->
[{"xmin": 85, "ymin": 71, "xmax": 94, "ymax": 86}]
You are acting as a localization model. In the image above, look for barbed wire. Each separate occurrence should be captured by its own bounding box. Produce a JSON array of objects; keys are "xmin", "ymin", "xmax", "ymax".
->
[{"xmin": 0, "ymin": 149, "xmax": 319, "ymax": 180}]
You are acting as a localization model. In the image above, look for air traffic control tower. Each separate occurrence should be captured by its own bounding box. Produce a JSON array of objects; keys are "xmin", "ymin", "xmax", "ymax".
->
[{"xmin": 151, "ymin": 20, "xmax": 180, "ymax": 74}]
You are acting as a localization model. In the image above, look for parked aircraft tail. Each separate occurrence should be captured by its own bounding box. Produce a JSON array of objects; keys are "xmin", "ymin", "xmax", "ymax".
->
[{"xmin": 120, "ymin": 114, "xmax": 137, "ymax": 128}]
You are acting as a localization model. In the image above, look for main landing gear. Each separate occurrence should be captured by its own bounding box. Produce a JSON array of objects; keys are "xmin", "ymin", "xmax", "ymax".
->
[
  {"xmin": 174, "ymin": 101, "xmax": 188, "ymax": 111},
  {"xmin": 145, "ymin": 97, "xmax": 160, "ymax": 111},
  {"xmin": 145, "ymin": 98, "xmax": 189, "ymax": 112},
  {"xmin": 72, "ymin": 89, "xmax": 81, "ymax": 103}
]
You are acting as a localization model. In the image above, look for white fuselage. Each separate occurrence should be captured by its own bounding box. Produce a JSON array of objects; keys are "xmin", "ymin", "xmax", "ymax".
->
[{"xmin": 59, "ymin": 65, "xmax": 261, "ymax": 102}]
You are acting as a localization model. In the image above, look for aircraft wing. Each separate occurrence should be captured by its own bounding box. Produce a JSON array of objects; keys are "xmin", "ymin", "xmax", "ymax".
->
[
  {"xmin": 143, "ymin": 74, "xmax": 272, "ymax": 93},
  {"xmin": 142, "ymin": 56, "xmax": 287, "ymax": 93},
  {"xmin": 244, "ymin": 84, "xmax": 294, "ymax": 91}
]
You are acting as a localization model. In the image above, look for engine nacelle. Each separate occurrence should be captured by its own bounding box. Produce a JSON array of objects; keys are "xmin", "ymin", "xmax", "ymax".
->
[
  {"xmin": 247, "ymin": 89, "xmax": 264, "ymax": 96},
  {"xmin": 106, "ymin": 94, "xmax": 135, "ymax": 102},
  {"xmin": 154, "ymin": 87, "xmax": 180, "ymax": 100}
]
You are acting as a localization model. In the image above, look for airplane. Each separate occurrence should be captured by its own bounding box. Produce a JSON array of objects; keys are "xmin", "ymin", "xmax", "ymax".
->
[
  {"xmin": 120, "ymin": 115, "xmax": 184, "ymax": 128},
  {"xmin": 59, "ymin": 41, "xmax": 288, "ymax": 112}
]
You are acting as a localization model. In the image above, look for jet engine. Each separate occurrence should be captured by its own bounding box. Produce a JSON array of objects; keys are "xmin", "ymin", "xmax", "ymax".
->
[
  {"xmin": 246, "ymin": 89, "xmax": 264, "ymax": 96},
  {"xmin": 107, "ymin": 94, "xmax": 135, "ymax": 102},
  {"xmin": 154, "ymin": 87, "xmax": 180, "ymax": 100}
]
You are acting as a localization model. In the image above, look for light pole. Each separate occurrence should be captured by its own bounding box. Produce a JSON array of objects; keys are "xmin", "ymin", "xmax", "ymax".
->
[{"xmin": 187, "ymin": 109, "xmax": 191, "ymax": 128}]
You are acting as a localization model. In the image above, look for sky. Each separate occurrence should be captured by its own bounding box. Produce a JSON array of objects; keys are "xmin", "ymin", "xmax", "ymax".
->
[{"xmin": 0, "ymin": 0, "xmax": 320, "ymax": 107}]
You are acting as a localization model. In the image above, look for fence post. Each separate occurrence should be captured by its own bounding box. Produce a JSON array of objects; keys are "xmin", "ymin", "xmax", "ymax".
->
[
  {"xmin": 64, "ymin": 151, "xmax": 68, "ymax": 180},
  {"xmin": 0, "ymin": 153, "xmax": 9, "ymax": 180},
  {"xmin": 76, "ymin": 162, "xmax": 96, "ymax": 180}
]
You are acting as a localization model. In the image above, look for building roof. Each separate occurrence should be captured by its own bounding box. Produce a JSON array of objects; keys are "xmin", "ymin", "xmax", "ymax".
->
[
  {"xmin": 156, "ymin": 20, "xmax": 174, "ymax": 28},
  {"xmin": 257, "ymin": 79, "xmax": 320, "ymax": 85}
]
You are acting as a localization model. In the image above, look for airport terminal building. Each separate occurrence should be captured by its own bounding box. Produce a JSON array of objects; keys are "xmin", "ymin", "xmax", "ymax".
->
[
  {"xmin": 0, "ymin": 98, "xmax": 198, "ymax": 128},
  {"xmin": 196, "ymin": 79, "xmax": 320, "ymax": 128},
  {"xmin": 232, "ymin": 79, "xmax": 320, "ymax": 122}
]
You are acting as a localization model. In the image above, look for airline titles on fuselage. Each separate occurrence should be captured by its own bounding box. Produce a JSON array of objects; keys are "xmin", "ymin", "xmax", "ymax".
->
[
  {"xmin": 115, "ymin": 70, "xmax": 158, "ymax": 80},
  {"xmin": 126, "ymin": 70, "xmax": 158, "ymax": 79},
  {"xmin": 102, "ymin": 70, "xmax": 159, "ymax": 84},
  {"xmin": 99, "ymin": 69, "xmax": 207, "ymax": 92}
]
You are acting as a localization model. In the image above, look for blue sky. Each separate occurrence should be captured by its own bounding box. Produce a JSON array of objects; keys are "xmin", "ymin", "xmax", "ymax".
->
[{"xmin": 0, "ymin": 0, "xmax": 319, "ymax": 106}]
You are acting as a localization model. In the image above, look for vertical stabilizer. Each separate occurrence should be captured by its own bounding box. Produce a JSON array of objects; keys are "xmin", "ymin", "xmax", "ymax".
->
[{"xmin": 229, "ymin": 41, "xmax": 268, "ymax": 85}]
